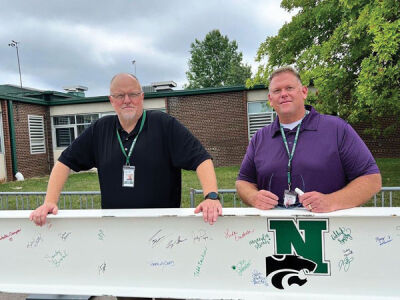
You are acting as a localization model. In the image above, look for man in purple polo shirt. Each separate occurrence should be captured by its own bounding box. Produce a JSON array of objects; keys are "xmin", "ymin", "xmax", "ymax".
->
[{"xmin": 236, "ymin": 66, "xmax": 381, "ymax": 212}]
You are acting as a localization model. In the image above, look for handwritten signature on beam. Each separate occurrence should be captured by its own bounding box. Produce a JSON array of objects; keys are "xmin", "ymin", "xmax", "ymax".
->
[
  {"xmin": 0, "ymin": 229, "xmax": 21, "ymax": 242},
  {"xmin": 376, "ymin": 235, "xmax": 393, "ymax": 246},
  {"xmin": 331, "ymin": 227, "xmax": 353, "ymax": 245},
  {"xmin": 149, "ymin": 229, "xmax": 167, "ymax": 248}
]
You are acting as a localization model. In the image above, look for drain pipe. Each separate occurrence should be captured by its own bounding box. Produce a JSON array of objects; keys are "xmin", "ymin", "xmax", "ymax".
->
[{"xmin": 7, "ymin": 100, "xmax": 18, "ymax": 177}]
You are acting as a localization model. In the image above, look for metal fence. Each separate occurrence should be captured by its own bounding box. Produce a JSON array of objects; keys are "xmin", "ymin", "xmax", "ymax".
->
[
  {"xmin": 0, "ymin": 187, "xmax": 399, "ymax": 210},
  {"xmin": 373, "ymin": 187, "xmax": 400, "ymax": 207},
  {"xmin": 190, "ymin": 188, "xmax": 243, "ymax": 208},
  {"xmin": 190, "ymin": 187, "xmax": 400, "ymax": 208},
  {"xmin": 0, "ymin": 191, "xmax": 101, "ymax": 210}
]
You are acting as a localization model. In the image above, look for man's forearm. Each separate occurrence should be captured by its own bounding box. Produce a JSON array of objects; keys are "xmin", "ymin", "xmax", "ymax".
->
[
  {"xmin": 329, "ymin": 173, "xmax": 382, "ymax": 210},
  {"xmin": 196, "ymin": 159, "xmax": 218, "ymax": 196},
  {"xmin": 44, "ymin": 161, "xmax": 71, "ymax": 205},
  {"xmin": 235, "ymin": 180, "xmax": 259, "ymax": 206}
]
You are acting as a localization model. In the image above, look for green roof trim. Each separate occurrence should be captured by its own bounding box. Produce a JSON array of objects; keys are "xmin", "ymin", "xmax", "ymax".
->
[
  {"xmin": 48, "ymin": 96, "xmax": 109, "ymax": 106},
  {"xmin": 0, "ymin": 84, "xmax": 267, "ymax": 106},
  {"xmin": 0, "ymin": 93, "xmax": 48, "ymax": 105},
  {"xmin": 143, "ymin": 84, "xmax": 267, "ymax": 98},
  {"xmin": 49, "ymin": 84, "xmax": 268, "ymax": 106}
]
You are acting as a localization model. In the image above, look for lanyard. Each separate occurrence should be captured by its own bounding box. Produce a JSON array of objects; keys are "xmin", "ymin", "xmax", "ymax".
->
[
  {"xmin": 279, "ymin": 111, "xmax": 308, "ymax": 190},
  {"xmin": 116, "ymin": 110, "xmax": 146, "ymax": 165}
]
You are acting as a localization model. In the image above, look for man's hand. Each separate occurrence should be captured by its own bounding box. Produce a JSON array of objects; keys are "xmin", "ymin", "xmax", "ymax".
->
[
  {"xmin": 29, "ymin": 202, "xmax": 59, "ymax": 226},
  {"xmin": 299, "ymin": 191, "xmax": 334, "ymax": 213},
  {"xmin": 194, "ymin": 199, "xmax": 222, "ymax": 225},
  {"xmin": 250, "ymin": 190, "xmax": 279, "ymax": 210}
]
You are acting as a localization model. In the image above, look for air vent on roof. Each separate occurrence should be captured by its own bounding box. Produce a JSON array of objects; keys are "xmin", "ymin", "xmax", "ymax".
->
[
  {"xmin": 142, "ymin": 85, "xmax": 156, "ymax": 93},
  {"xmin": 151, "ymin": 81, "xmax": 177, "ymax": 92},
  {"xmin": 63, "ymin": 85, "xmax": 88, "ymax": 97}
]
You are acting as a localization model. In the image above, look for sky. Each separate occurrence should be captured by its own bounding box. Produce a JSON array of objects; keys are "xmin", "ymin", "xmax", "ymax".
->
[{"xmin": 0, "ymin": 0, "xmax": 295, "ymax": 97}]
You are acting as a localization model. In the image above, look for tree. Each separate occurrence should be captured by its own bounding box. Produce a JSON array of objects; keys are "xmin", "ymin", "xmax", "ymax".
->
[
  {"xmin": 251, "ymin": 0, "xmax": 400, "ymax": 136},
  {"xmin": 185, "ymin": 30, "xmax": 252, "ymax": 89}
]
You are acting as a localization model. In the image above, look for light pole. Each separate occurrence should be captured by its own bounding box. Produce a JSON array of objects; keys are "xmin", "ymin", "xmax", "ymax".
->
[
  {"xmin": 132, "ymin": 60, "xmax": 136, "ymax": 76},
  {"xmin": 8, "ymin": 40, "xmax": 23, "ymax": 88}
]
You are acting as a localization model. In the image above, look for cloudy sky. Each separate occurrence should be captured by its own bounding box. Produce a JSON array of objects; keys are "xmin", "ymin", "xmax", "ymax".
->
[{"xmin": 0, "ymin": 0, "xmax": 295, "ymax": 96}]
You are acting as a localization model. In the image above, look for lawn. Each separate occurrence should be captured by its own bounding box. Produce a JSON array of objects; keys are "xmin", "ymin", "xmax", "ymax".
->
[{"xmin": 0, "ymin": 158, "xmax": 399, "ymax": 209}]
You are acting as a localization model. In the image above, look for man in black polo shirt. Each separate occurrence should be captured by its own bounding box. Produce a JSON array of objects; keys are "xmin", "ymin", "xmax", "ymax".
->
[{"xmin": 30, "ymin": 73, "xmax": 222, "ymax": 226}]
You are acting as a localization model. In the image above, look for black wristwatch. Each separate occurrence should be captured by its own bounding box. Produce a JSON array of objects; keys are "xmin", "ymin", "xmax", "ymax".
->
[{"xmin": 204, "ymin": 192, "xmax": 220, "ymax": 200}]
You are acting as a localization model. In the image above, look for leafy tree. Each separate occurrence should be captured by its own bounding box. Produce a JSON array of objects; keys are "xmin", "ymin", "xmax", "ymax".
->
[
  {"xmin": 251, "ymin": 0, "xmax": 400, "ymax": 135},
  {"xmin": 185, "ymin": 30, "xmax": 252, "ymax": 89}
]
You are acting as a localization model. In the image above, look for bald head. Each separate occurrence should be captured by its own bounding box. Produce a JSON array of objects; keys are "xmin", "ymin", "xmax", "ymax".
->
[
  {"xmin": 110, "ymin": 73, "xmax": 142, "ymax": 93},
  {"xmin": 108, "ymin": 73, "xmax": 145, "ymax": 131}
]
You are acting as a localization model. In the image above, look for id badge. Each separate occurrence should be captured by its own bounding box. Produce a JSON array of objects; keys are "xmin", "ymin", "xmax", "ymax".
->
[
  {"xmin": 122, "ymin": 165, "xmax": 135, "ymax": 188},
  {"xmin": 284, "ymin": 189, "xmax": 297, "ymax": 207}
]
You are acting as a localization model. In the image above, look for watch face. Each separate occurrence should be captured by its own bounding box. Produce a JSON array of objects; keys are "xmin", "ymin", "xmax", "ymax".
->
[{"xmin": 206, "ymin": 192, "xmax": 219, "ymax": 200}]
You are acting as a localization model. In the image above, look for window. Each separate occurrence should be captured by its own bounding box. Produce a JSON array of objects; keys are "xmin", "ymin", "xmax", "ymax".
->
[
  {"xmin": 247, "ymin": 101, "xmax": 276, "ymax": 139},
  {"xmin": 53, "ymin": 114, "xmax": 99, "ymax": 148},
  {"xmin": 28, "ymin": 115, "xmax": 46, "ymax": 154}
]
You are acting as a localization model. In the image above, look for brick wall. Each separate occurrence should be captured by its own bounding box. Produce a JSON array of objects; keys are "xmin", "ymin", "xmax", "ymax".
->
[
  {"xmin": 1, "ymin": 100, "xmax": 13, "ymax": 181},
  {"xmin": 13, "ymin": 102, "xmax": 53, "ymax": 178},
  {"xmin": 167, "ymin": 91, "xmax": 249, "ymax": 167},
  {"xmin": 352, "ymin": 116, "xmax": 400, "ymax": 158}
]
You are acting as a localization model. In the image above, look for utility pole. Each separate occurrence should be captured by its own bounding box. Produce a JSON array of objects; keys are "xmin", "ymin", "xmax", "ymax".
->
[
  {"xmin": 132, "ymin": 60, "xmax": 136, "ymax": 76},
  {"xmin": 8, "ymin": 40, "xmax": 22, "ymax": 88}
]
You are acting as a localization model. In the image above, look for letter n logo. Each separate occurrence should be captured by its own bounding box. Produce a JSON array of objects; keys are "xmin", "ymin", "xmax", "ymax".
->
[{"xmin": 268, "ymin": 218, "xmax": 330, "ymax": 275}]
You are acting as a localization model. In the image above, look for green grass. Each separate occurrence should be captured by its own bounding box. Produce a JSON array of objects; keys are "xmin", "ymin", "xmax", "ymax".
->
[
  {"xmin": 376, "ymin": 158, "xmax": 400, "ymax": 186},
  {"xmin": 181, "ymin": 165, "xmax": 242, "ymax": 208},
  {"xmin": 0, "ymin": 172, "xmax": 101, "ymax": 210},
  {"xmin": 0, "ymin": 172, "xmax": 100, "ymax": 192},
  {"xmin": 364, "ymin": 158, "xmax": 400, "ymax": 207},
  {"xmin": 0, "ymin": 158, "xmax": 399, "ymax": 209}
]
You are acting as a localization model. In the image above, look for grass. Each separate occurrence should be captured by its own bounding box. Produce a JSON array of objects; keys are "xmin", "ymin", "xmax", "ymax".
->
[
  {"xmin": 0, "ymin": 158, "xmax": 399, "ymax": 209},
  {"xmin": 364, "ymin": 158, "xmax": 400, "ymax": 207},
  {"xmin": 376, "ymin": 158, "xmax": 400, "ymax": 186},
  {"xmin": 181, "ymin": 165, "xmax": 242, "ymax": 208}
]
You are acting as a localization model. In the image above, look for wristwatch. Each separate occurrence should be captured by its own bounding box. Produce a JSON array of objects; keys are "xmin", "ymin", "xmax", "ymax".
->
[{"xmin": 204, "ymin": 192, "xmax": 220, "ymax": 200}]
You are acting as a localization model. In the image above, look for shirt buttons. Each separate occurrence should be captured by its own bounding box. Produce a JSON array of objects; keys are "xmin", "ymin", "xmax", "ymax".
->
[{"xmin": 124, "ymin": 148, "xmax": 128, "ymax": 151}]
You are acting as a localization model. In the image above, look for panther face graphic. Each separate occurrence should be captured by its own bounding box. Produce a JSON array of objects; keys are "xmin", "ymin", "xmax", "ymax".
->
[{"xmin": 266, "ymin": 254, "xmax": 317, "ymax": 289}]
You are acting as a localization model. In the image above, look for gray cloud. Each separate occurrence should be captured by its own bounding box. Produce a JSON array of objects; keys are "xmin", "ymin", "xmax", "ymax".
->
[{"xmin": 0, "ymin": 0, "xmax": 294, "ymax": 96}]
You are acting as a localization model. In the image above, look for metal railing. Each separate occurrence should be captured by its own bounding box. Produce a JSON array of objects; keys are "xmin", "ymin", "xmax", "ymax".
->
[
  {"xmin": 190, "ymin": 188, "xmax": 241, "ymax": 208},
  {"xmin": 0, "ymin": 187, "xmax": 399, "ymax": 210},
  {"xmin": 0, "ymin": 191, "xmax": 101, "ymax": 210},
  {"xmin": 190, "ymin": 187, "xmax": 400, "ymax": 208},
  {"xmin": 373, "ymin": 187, "xmax": 400, "ymax": 207}
]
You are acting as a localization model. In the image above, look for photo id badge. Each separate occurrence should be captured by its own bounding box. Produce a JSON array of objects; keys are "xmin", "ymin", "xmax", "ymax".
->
[
  {"xmin": 122, "ymin": 165, "xmax": 135, "ymax": 188},
  {"xmin": 284, "ymin": 189, "xmax": 297, "ymax": 207}
]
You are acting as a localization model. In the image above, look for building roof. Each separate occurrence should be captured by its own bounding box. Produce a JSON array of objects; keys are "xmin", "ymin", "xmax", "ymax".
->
[{"xmin": 0, "ymin": 84, "xmax": 267, "ymax": 106}]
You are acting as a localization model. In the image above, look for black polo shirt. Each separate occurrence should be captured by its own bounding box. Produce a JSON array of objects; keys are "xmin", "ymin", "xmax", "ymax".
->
[{"xmin": 59, "ymin": 110, "xmax": 211, "ymax": 209}]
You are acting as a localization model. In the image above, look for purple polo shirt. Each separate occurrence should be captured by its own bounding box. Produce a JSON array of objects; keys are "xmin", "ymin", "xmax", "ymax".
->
[{"xmin": 238, "ymin": 105, "xmax": 380, "ymax": 205}]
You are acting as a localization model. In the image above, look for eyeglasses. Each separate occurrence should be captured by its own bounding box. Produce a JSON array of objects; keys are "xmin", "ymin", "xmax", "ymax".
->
[{"xmin": 110, "ymin": 92, "xmax": 143, "ymax": 101}]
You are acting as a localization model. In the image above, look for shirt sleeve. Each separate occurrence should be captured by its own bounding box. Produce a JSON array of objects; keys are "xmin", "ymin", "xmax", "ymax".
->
[
  {"xmin": 167, "ymin": 116, "xmax": 211, "ymax": 170},
  {"xmin": 237, "ymin": 135, "xmax": 258, "ymax": 184},
  {"xmin": 58, "ymin": 123, "xmax": 96, "ymax": 172},
  {"xmin": 338, "ymin": 121, "xmax": 380, "ymax": 181}
]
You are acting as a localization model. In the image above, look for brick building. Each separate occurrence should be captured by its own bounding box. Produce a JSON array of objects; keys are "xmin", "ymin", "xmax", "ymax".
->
[{"xmin": 0, "ymin": 83, "xmax": 398, "ymax": 181}]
